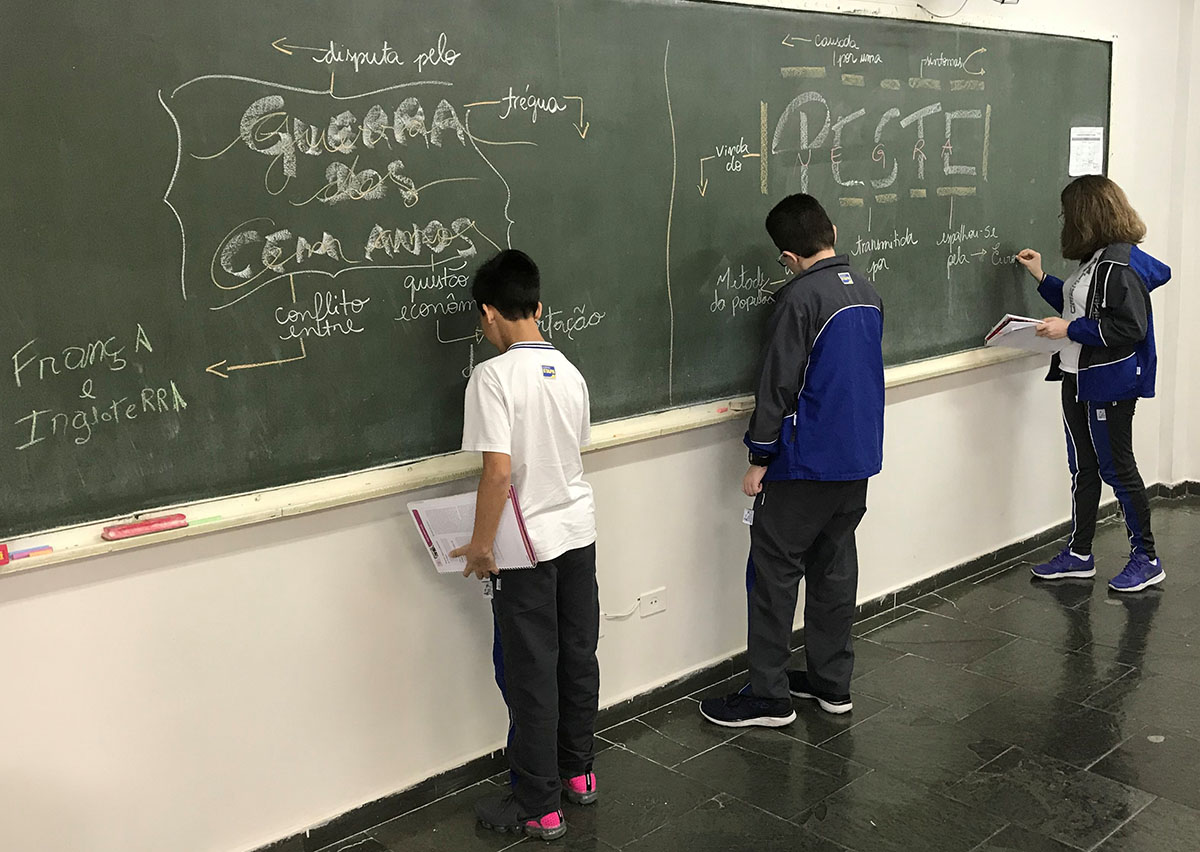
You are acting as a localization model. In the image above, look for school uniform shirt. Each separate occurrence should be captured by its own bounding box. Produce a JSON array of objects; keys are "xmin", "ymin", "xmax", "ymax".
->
[
  {"xmin": 744, "ymin": 255, "xmax": 885, "ymax": 482},
  {"xmin": 1037, "ymin": 242, "xmax": 1171, "ymax": 402},
  {"xmin": 1057, "ymin": 248, "xmax": 1104, "ymax": 374},
  {"xmin": 462, "ymin": 341, "xmax": 597, "ymax": 563}
]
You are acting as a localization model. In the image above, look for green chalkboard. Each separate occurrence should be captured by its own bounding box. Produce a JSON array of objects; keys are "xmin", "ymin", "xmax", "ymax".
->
[{"xmin": 0, "ymin": 1, "xmax": 1109, "ymax": 537}]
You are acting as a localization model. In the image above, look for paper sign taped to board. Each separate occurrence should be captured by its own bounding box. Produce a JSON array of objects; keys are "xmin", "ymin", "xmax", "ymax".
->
[{"xmin": 1069, "ymin": 127, "xmax": 1105, "ymax": 177}]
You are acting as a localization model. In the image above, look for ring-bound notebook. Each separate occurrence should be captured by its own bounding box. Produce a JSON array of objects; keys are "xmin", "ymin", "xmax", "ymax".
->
[
  {"xmin": 984, "ymin": 314, "xmax": 1069, "ymax": 354},
  {"xmin": 409, "ymin": 486, "xmax": 537, "ymax": 572}
]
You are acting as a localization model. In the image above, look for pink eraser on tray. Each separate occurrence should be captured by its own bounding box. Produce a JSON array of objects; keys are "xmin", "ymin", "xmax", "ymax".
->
[{"xmin": 101, "ymin": 514, "xmax": 188, "ymax": 541}]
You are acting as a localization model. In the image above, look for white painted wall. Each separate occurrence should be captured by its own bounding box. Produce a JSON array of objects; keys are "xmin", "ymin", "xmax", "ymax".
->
[
  {"xmin": 1169, "ymin": 0, "xmax": 1200, "ymax": 483},
  {"xmin": 0, "ymin": 2, "xmax": 1191, "ymax": 851}
]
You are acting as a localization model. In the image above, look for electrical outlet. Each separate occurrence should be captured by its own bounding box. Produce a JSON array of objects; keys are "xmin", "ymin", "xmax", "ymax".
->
[{"xmin": 639, "ymin": 587, "xmax": 667, "ymax": 617}]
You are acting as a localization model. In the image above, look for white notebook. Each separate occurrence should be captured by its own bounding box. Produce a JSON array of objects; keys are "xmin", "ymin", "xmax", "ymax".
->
[
  {"xmin": 409, "ymin": 486, "xmax": 537, "ymax": 572},
  {"xmin": 984, "ymin": 313, "xmax": 1069, "ymax": 354}
]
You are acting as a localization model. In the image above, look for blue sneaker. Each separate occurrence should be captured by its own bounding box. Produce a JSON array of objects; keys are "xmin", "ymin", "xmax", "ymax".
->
[
  {"xmin": 1108, "ymin": 554, "xmax": 1165, "ymax": 593},
  {"xmin": 699, "ymin": 692, "xmax": 796, "ymax": 728},
  {"xmin": 1031, "ymin": 549, "xmax": 1096, "ymax": 580}
]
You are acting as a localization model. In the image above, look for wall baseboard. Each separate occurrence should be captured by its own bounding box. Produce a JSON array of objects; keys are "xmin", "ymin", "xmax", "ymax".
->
[{"xmin": 253, "ymin": 485, "xmax": 1198, "ymax": 852}]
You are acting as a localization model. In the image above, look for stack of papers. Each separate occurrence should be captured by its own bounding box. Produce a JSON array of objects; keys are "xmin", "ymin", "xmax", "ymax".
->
[
  {"xmin": 984, "ymin": 314, "xmax": 1069, "ymax": 354},
  {"xmin": 409, "ymin": 487, "xmax": 537, "ymax": 573}
]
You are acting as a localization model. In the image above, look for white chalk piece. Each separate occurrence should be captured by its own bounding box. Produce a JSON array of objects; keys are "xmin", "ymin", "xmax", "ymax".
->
[{"xmin": 1069, "ymin": 127, "xmax": 1105, "ymax": 177}]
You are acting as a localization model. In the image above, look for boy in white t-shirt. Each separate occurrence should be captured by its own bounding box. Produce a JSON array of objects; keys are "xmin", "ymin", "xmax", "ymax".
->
[{"xmin": 451, "ymin": 250, "xmax": 598, "ymax": 842}]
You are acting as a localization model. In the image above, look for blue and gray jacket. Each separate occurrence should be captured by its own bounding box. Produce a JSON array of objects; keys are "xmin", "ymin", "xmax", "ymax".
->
[
  {"xmin": 1038, "ymin": 243, "xmax": 1171, "ymax": 401},
  {"xmin": 743, "ymin": 255, "xmax": 884, "ymax": 482}
]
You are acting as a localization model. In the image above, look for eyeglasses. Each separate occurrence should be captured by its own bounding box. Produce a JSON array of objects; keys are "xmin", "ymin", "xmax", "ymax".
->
[{"xmin": 776, "ymin": 252, "xmax": 791, "ymax": 270}]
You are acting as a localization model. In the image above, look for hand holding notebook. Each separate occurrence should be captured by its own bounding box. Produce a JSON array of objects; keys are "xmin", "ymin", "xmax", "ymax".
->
[
  {"xmin": 409, "ymin": 487, "xmax": 538, "ymax": 574},
  {"xmin": 984, "ymin": 313, "xmax": 1070, "ymax": 354}
]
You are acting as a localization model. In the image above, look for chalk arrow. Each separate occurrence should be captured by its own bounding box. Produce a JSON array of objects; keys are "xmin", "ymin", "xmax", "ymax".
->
[
  {"xmin": 698, "ymin": 156, "xmax": 715, "ymax": 197},
  {"xmin": 758, "ymin": 277, "xmax": 787, "ymax": 299},
  {"xmin": 781, "ymin": 34, "xmax": 813, "ymax": 47},
  {"xmin": 436, "ymin": 320, "xmax": 485, "ymax": 345},
  {"xmin": 271, "ymin": 37, "xmax": 326, "ymax": 56},
  {"xmin": 565, "ymin": 97, "xmax": 590, "ymax": 140},
  {"xmin": 205, "ymin": 340, "xmax": 307, "ymax": 378}
]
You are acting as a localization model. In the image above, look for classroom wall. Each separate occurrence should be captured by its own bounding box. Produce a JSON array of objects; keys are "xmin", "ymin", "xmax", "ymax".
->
[
  {"xmin": 0, "ymin": 2, "xmax": 1191, "ymax": 851},
  {"xmin": 1171, "ymin": 0, "xmax": 1200, "ymax": 484}
]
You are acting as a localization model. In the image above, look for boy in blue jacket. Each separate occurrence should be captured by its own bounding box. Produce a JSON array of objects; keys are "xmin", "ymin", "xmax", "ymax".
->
[{"xmin": 701, "ymin": 194, "xmax": 884, "ymax": 726}]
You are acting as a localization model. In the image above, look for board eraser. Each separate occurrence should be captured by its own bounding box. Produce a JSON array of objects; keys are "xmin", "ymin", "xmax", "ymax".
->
[
  {"xmin": 101, "ymin": 514, "xmax": 188, "ymax": 541},
  {"xmin": 729, "ymin": 399, "xmax": 756, "ymax": 412}
]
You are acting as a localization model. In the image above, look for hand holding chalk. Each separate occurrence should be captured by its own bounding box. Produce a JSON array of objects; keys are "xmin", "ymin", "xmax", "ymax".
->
[{"xmin": 1016, "ymin": 249, "xmax": 1043, "ymax": 282}]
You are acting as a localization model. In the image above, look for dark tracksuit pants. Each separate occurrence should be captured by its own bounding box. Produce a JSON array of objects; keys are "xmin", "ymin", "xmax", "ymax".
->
[
  {"xmin": 747, "ymin": 479, "xmax": 868, "ymax": 700},
  {"xmin": 1061, "ymin": 374, "xmax": 1155, "ymax": 559},
  {"xmin": 490, "ymin": 543, "xmax": 599, "ymax": 818}
]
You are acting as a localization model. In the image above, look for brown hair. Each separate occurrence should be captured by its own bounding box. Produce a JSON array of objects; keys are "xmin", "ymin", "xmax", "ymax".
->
[{"xmin": 1060, "ymin": 175, "xmax": 1147, "ymax": 260}]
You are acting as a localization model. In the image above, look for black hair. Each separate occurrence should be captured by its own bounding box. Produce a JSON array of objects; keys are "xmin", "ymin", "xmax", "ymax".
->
[
  {"xmin": 472, "ymin": 249, "xmax": 540, "ymax": 320},
  {"xmin": 765, "ymin": 194, "xmax": 836, "ymax": 258}
]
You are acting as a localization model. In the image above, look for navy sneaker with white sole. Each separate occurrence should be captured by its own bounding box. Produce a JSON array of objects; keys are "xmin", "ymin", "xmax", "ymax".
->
[
  {"xmin": 1109, "ymin": 553, "xmax": 1165, "ymax": 593},
  {"xmin": 699, "ymin": 692, "xmax": 796, "ymax": 728},
  {"xmin": 1031, "ymin": 549, "xmax": 1096, "ymax": 580},
  {"xmin": 788, "ymin": 671, "xmax": 853, "ymax": 715}
]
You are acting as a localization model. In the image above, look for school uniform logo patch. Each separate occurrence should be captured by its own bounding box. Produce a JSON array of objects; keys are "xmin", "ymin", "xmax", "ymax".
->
[
  {"xmin": 542, "ymin": 365, "xmax": 556, "ymax": 379},
  {"xmin": 1096, "ymin": 408, "xmax": 1107, "ymax": 421},
  {"xmin": 838, "ymin": 272, "xmax": 854, "ymax": 286}
]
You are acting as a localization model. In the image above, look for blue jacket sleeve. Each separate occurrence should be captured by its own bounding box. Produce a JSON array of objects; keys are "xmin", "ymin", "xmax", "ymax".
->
[
  {"xmin": 1037, "ymin": 274, "xmax": 1065, "ymax": 313},
  {"xmin": 743, "ymin": 295, "xmax": 811, "ymax": 458},
  {"xmin": 1066, "ymin": 264, "xmax": 1149, "ymax": 349}
]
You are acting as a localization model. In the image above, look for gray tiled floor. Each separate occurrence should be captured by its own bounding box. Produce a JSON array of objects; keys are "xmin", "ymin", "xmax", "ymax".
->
[{"xmin": 340, "ymin": 499, "xmax": 1200, "ymax": 851}]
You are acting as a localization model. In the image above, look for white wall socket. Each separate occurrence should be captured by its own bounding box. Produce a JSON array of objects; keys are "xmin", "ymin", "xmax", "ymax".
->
[{"xmin": 639, "ymin": 587, "xmax": 667, "ymax": 617}]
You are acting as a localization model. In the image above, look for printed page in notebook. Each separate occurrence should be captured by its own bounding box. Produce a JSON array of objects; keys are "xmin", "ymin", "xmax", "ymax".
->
[{"xmin": 409, "ymin": 489, "xmax": 537, "ymax": 573}]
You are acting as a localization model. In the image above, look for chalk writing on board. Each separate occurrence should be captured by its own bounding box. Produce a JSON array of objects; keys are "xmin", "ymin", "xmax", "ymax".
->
[
  {"xmin": 412, "ymin": 33, "xmax": 462, "ymax": 75},
  {"xmin": 161, "ymin": 57, "xmax": 560, "ymax": 392},
  {"xmin": 499, "ymin": 87, "xmax": 569, "ymax": 123},
  {"xmin": 940, "ymin": 224, "xmax": 1003, "ymax": 279},
  {"xmin": 13, "ymin": 383, "xmax": 189, "ymax": 450},
  {"xmin": 708, "ymin": 266, "xmax": 784, "ymax": 317},
  {"xmin": 270, "ymin": 33, "xmax": 461, "ymax": 75},
  {"xmin": 464, "ymin": 90, "xmax": 590, "ymax": 137},
  {"xmin": 697, "ymin": 136, "xmax": 762, "ymax": 193},
  {"xmin": 275, "ymin": 290, "xmax": 370, "ymax": 340},
  {"xmin": 771, "ymin": 94, "xmax": 989, "ymax": 194},
  {"xmin": 235, "ymin": 95, "xmax": 470, "ymax": 187},
  {"xmin": 919, "ymin": 48, "xmax": 987, "ymax": 77},
  {"xmin": 308, "ymin": 40, "xmax": 406, "ymax": 72},
  {"xmin": 11, "ymin": 324, "xmax": 155, "ymax": 389},
  {"xmin": 851, "ymin": 228, "xmax": 919, "ymax": 257},
  {"xmin": 8, "ymin": 324, "xmax": 191, "ymax": 451},
  {"xmin": 539, "ymin": 305, "xmax": 608, "ymax": 343}
]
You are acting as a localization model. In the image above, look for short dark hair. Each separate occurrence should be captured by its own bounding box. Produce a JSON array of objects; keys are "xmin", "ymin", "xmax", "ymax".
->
[
  {"xmin": 765, "ymin": 194, "xmax": 836, "ymax": 258},
  {"xmin": 472, "ymin": 250, "xmax": 540, "ymax": 320},
  {"xmin": 1060, "ymin": 176, "xmax": 1147, "ymax": 261}
]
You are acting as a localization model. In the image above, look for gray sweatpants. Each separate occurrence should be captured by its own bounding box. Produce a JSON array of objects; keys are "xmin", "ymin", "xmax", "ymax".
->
[{"xmin": 747, "ymin": 478, "xmax": 868, "ymax": 700}]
